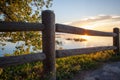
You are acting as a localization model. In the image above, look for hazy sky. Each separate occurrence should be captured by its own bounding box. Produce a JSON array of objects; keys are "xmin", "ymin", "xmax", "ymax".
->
[
  {"xmin": 50, "ymin": 0, "xmax": 120, "ymax": 31},
  {"xmin": 51, "ymin": 0, "xmax": 120, "ymax": 23}
]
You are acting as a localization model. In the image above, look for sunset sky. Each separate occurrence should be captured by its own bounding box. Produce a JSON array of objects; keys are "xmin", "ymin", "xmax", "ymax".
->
[{"xmin": 50, "ymin": 0, "xmax": 120, "ymax": 32}]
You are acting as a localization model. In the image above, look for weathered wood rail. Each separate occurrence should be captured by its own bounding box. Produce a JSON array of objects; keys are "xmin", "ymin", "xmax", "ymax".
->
[{"xmin": 0, "ymin": 10, "xmax": 119, "ymax": 80}]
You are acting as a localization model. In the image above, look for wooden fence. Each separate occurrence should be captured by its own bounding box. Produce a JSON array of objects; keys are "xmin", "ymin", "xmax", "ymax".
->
[{"xmin": 0, "ymin": 10, "xmax": 120, "ymax": 80}]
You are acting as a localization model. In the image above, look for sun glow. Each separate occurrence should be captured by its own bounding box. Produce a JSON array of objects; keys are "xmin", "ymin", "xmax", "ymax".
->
[
  {"xmin": 81, "ymin": 35, "xmax": 90, "ymax": 40},
  {"xmin": 82, "ymin": 26, "xmax": 95, "ymax": 30}
]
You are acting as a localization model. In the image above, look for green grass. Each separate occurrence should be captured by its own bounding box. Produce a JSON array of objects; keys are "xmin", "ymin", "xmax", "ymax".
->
[{"xmin": 0, "ymin": 50, "xmax": 119, "ymax": 80}]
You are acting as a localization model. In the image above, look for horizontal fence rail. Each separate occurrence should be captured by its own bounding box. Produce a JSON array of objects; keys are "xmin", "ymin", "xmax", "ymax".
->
[
  {"xmin": 56, "ymin": 24, "xmax": 117, "ymax": 37},
  {"xmin": 0, "ymin": 53, "xmax": 46, "ymax": 67},
  {"xmin": 56, "ymin": 46, "xmax": 117, "ymax": 58},
  {"xmin": 0, "ymin": 21, "xmax": 44, "ymax": 32}
]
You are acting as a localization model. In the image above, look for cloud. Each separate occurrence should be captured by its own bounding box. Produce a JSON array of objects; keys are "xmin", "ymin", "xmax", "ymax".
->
[{"xmin": 68, "ymin": 15, "xmax": 120, "ymax": 31}]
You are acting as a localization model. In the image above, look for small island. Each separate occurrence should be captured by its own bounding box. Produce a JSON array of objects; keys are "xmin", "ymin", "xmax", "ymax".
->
[{"xmin": 66, "ymin": 38, "xmax": 87, "ymax": 42}]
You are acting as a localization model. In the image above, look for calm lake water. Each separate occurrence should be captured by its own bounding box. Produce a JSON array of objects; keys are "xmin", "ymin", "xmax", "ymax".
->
[
  {"xmin": 56, "ymin": 36, "xmax": 113, "ymax": 49},
  {"xmin": 0, "ymin": 35, "xmax": 113, "ymax": 57}
]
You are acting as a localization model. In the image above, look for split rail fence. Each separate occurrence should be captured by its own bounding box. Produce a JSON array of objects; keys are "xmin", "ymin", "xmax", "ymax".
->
[{"xmin": 0, "ymin": 10, "xmax": 120, "ymax": 80}]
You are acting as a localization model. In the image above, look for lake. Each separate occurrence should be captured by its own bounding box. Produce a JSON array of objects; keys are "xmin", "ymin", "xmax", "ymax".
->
[
  {"xmin": 0, "ymin": 35, "xmax": 113, "ymax": 57},
  {"xmin": 56, "ymin": 36, "xmax": 113, "ymax": 49}
]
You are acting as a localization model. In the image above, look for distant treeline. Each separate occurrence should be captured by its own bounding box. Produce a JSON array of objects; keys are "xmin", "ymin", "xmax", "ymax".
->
[{"xmin": 66, "ymin": 38, "xmax": 87, "ymax": 42}]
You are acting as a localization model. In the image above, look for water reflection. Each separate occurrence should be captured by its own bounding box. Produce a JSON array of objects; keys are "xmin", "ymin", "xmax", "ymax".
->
[
  {"xmin": 0, "ymin": 35, "xmax": 113, "ymax": 56},
  {"xmin": 56, "ymin": 36, "xmax": 113, "ymax": 49}
]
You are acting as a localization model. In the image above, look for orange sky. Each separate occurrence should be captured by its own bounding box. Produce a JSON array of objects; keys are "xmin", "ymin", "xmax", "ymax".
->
[{"xmin": 65, "ymin": 15, "xmax": 120, "ymax": 32}]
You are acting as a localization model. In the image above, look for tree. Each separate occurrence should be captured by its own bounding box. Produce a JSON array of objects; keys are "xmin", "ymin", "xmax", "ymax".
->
[{"xmin": 0, "ymin": 0, "xmax": 53, "ymax": 55}]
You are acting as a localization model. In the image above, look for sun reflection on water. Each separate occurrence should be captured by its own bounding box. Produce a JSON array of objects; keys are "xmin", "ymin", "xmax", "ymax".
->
[{"xmin": 81, "ymin": 34, "xmax": 90, "ymax": 40}]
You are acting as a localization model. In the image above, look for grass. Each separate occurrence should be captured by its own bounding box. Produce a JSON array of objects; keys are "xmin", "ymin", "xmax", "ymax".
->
[{"xmin": 0, "ymin": 50, "xmax": 119, "ymax": 80}]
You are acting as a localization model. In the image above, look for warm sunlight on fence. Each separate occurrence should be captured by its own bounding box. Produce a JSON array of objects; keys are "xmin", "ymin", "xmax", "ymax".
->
[{"xmin": 0, "ymin": 10, "xmax": 120, "ymax": 80}]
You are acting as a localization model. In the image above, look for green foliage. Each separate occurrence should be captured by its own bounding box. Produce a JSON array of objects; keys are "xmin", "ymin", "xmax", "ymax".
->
[
  {"xmin": 0, "ymin": 50, "xmax": 116, "ymax": 80},
  {"xmin": 0, "ymin": 0, "xmax": 52, "ymax": 54},
  {"xmin": 0, "ymin": 0, "xmax": 53, "ymax": 22},
  {"xmin": 56, "ymin": 50, "xmax": 115, "ymax": 80},
  {"xmin": 0, "ymin": 62, "xmax": 43, "ymax": 80},
  {"xmin": 109, "ymin": 53, "xmax": 120, "ymax": 61}
]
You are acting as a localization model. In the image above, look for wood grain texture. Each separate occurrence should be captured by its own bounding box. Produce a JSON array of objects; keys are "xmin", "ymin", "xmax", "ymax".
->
[
  {"xmin": 42, "ymin": 10, "xmax": 56, "ymax": 80},
  {"xmin": 0, "ymin": 53, "xmax": 46, "ymax": 67},
  {"xmin": 56, "ymin": 24, "xmax": 117, "ymax": 37},
  {"xmin": 0, "ymin": 21, "xmax": 44, "ymax": 32},
  {"xmin": 113, "ymin": 28, "xmax": 120, "ymax": 54},
  {"xmin": 56, "ymin": 46, "xmax": 116, "ymax": 58}
]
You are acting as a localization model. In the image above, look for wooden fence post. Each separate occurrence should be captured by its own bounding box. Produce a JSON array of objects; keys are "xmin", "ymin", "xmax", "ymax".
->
[
  {"xmin": 42, "ymin": 10, "xmax": 56, "ymax": 80},
  {"xmin": 113, "ymin": 28, "xmax": 120, "ymax": 55}
]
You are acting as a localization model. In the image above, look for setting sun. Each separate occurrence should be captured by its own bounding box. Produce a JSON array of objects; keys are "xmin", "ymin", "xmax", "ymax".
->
[{"xmin": 81, "ymin": 35, "xmax": 90, "ymax": 40}]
